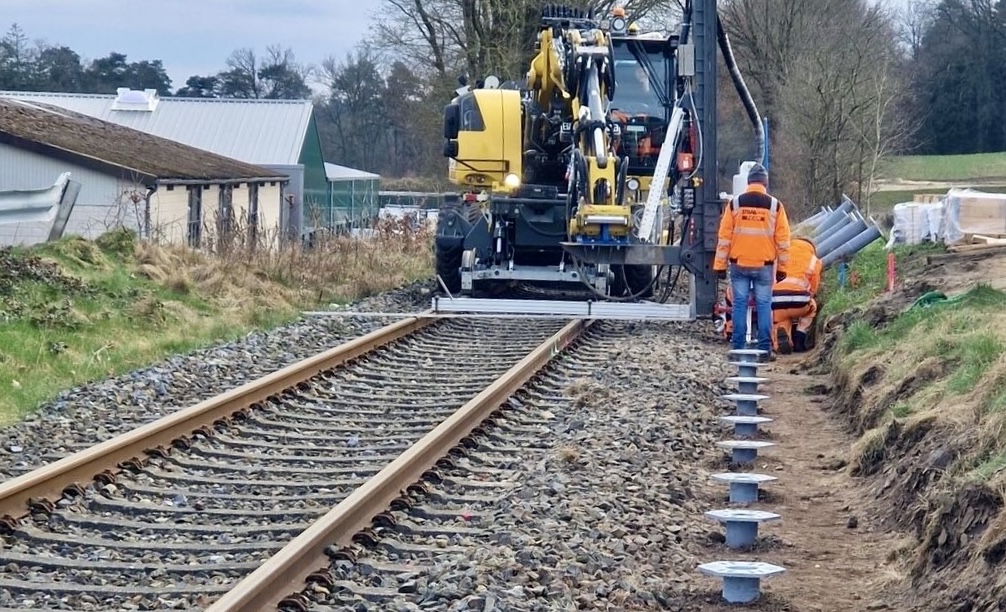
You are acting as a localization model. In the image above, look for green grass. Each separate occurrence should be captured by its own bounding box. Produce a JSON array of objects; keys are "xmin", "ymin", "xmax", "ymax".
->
[
  {"xmin": 982, "ymin": 377, "xmax": 1006, "ymax": 414},
  {"xmin": 890, "ymin": 401, "xmax": 915, "ymax": 419},
  {"xmin": 0, "ymin": 236, "xmax": 287, "ymax": 423},
  {"xmin": 835, "ymin": 281, "xmax": 1006, "ymax": 358},
  {"xmin": 946, "ymin": 333, "xmax": 1004, "ymax": 394},
  {"xmin": 0, "ymin": 227, "xmax": 434, "ymax": 424},
  {"xmin": 885, "ymin": 152, "xmax": 1006, "ymax": 182},
  {"xmin": 967, "ymin": 452, "xmax": 1006, "ymax": 481},
  {"xmin": 819, "ymin": 241, "xmax": 945, "ymax": 320}
]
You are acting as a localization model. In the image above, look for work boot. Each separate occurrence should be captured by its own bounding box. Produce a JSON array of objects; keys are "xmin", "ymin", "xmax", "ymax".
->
[
  {"xmin": 793, "ymin": 330, "xmax": 808, "ymax": 353},
  {"xmin": 756, "ymin": 351, "xmax": 776, "ymax": 363},
  {"xmin": 776, "ymin": 328, "xmax": 792, "ymax": 355}
]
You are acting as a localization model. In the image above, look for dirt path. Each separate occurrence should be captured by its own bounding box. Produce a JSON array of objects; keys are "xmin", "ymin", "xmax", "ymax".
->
[
  {"xmin": 873, "ymin": 178, "xmax": 1006, "ymax": 192},
  {"xmin": 693, "ymin": 354, "xmax": 905, "ymax": 611}
]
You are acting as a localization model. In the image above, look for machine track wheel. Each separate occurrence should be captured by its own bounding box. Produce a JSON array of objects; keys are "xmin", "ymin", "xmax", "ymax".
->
[
  {"xmin": 434, "ymin": 195, "xmax": 482, "ymax": 295},
  {"xmin": 435, "ymin": 245, "xmax": 463, "ymax": 294}
]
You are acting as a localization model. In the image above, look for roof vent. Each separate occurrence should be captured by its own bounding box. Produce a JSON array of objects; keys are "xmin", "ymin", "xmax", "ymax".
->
[{"xmin": 112, "ymin": 88, "xmax": 159, "ymax": 111}]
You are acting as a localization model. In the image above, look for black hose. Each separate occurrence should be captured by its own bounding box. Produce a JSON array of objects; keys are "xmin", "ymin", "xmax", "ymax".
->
[
  {"xmin": 716, "ymin": 13, "xmax": 764, "ymax": 160},
  {"xmin": 680, "ymin": 0, "xmax": 693, "ymax": 45}
]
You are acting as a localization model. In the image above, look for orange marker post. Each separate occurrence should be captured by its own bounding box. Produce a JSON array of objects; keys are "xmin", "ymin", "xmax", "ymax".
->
[{"xmin": 886, "ymin": 252, "xmax": 896, "ymax": 292}]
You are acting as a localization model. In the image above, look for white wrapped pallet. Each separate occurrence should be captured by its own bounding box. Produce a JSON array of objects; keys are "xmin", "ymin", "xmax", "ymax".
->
[
  {"xmin": 889, "ymin": 201, "xmax": 946, "ymax": 245},
  {"xmin": 943, "ymin": 188, "xmax": 1006, "ymax": 243}
]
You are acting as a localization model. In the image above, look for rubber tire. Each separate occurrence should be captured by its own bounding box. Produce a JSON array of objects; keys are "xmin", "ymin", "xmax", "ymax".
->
[
  {"xmin": 435, "ymin": 196, "xmax": 484, "ymax": 295},
  {"xmin": 618, "ymin": 264, "xmax": 655, "ymax": 299},
  {"xmin": 609, "ymin": 266, "xmax": 626, "ymax": 297},
  {"xmin": 435, "ymin": 244, "xmax": 463, "ymax": 294},
  {"xmin": 434, "ymin": 195, "xmax": 464, "ymax": 295}
]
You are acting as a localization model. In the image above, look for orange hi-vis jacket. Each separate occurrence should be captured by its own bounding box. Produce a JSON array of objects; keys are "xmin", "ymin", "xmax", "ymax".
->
[
  {"xmin": 774, "ymin": 237, "xmax": 822, "ymax": 296},
  {"xmin": 714, "ymin": 183, "xmax": 791, "ymax": 273}
]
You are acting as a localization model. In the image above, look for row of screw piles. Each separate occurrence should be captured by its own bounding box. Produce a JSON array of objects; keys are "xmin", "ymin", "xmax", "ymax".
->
[{"xmin": 696, "ymin": 348, "xmax": 787, "ymax": 604}]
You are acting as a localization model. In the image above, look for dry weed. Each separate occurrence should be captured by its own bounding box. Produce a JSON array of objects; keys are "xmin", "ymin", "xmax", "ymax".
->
[{"xmin": 131, "ymin": 213, "xmax": 433, "ymax": 324}]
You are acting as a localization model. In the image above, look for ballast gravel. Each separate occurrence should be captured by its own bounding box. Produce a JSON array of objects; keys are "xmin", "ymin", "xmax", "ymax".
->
[
  {"xmin": 305, "ymin": 320, "xmax": 742, "ymax": 611},
  {"xmin": 0, "ymin": 280, "xmax": 435, "ymax": 479},
  {"xmin": 468, "ymin": 323, "xmax": 736, "ymax": 609}
]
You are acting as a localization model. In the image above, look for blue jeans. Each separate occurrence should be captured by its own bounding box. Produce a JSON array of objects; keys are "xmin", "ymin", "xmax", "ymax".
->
[{"xmin": 730, "ymin": 263, "xmax": 773, "ymax": 352}]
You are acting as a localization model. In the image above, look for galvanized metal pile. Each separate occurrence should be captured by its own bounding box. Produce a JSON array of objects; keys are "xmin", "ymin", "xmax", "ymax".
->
[{"xmin": 696, "ymin": 348, "xmax": 786, "ymax": 604}]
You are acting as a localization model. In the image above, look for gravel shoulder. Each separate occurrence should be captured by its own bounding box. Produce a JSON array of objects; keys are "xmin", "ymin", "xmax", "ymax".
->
[{"xmin": 0, "ymin": 281, "xmax": 435, "ymax": 480}]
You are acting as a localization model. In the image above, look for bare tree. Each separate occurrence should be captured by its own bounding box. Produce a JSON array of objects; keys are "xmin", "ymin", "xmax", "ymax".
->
[
  {"xmin": 219, "ymin": 48, "xmax": 260, "ymax": 98},
  {"xmin": 719, "ymin": 0, "xmax": 823, "ymax": 115},
  {"xmin": 374, "ymin": 0, "xmax": 678, "ymax": 81},
  {"xmin": 853, "ymin": 54, "xmax": 918, "ymax": 213},
  {"xmin": 895, "ymin": 0, "xmax": 937, "ymax": 60},
  {"xmin": 723, "ymin": 0, "xmax": 907, "ymax": 210}
]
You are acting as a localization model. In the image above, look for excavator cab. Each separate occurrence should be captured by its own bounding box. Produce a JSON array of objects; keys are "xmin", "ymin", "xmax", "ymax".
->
[{"xmin": 608, "ymin": 31, "xmax": 679, "ymax": 202}]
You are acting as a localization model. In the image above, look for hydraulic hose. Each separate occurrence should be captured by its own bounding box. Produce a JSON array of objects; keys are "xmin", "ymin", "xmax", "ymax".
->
[
  {"xmin": 716, "ymin": 13, "xmax": 764, "ymax": 161},
  {"xmin": 680, "ymin": 0, "xmax": 693, "ymax": 45}
]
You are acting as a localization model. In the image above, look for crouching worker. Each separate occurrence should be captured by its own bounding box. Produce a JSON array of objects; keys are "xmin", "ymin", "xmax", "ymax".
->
[{"xmin": 771, "ymin": 236, "xmax": 822, "ymax": 354}]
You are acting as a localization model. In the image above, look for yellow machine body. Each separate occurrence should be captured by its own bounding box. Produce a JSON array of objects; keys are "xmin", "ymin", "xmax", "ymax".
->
[
  {"xmin": 447, "ymin": 88, "xmax": 524, "ymax": 194},
  {"xmin": 435, "ymin": 5, "xmax": 676, "ymax": 300}
]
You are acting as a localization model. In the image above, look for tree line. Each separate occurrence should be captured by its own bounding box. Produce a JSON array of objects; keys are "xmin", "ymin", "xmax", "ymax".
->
[{"xmin": 0, "ymin": 1, "xmax": 997, "ymax": 209}]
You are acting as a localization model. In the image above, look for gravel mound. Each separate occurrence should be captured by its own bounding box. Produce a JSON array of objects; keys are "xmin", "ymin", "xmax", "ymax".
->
[{"xmin": 0, "ymin": 278, "xmax": 437, "ymax": 479}]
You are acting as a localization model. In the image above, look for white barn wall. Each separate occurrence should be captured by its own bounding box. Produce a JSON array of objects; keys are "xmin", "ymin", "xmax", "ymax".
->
[
  {"xmin": 150, "ymin": 184, "xmax": 194, "ymax": 245},
  {"xmin": 257, "ymin": 183, "xmax": 283, "ymax": 247},
  {"xmin": 0, "ymin": 142, "xmax": 143, "ymax": 246}
]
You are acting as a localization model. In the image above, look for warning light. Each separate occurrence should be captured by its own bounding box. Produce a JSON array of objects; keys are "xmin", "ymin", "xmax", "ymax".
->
[{"xmin": 677, "ymin": 152, "xmax": 694, "ymax": 172}]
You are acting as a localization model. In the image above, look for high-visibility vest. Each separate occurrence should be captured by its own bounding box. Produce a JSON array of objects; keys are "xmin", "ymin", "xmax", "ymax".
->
[
  {"xmin": 714, "ymin": 184, "xmax": 792, "ymax": 271},
  {"xmin": 778, "ymin": 239, "xmax": 821, "ymax": 295}
]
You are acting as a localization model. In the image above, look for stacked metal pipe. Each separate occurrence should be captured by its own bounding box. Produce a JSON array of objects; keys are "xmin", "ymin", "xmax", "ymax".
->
[{"xmin": 792, "ymin": 194, "xmax": 884, "ymax": 267}]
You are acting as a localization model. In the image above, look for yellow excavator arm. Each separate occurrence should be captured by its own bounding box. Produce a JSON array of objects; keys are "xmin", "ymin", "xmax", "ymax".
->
[{"xmin": 525, "ymin": 7, "xmax": 629, "ymax": 240}]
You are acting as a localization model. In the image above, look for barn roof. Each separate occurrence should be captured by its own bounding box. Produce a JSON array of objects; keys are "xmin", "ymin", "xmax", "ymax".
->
[
  {"xmin": 0, "ymin": 89, "xmax": 314, "ymax": 166},
  {"xmin": 0, "ymin": 97, "xmax": 289, "ymax": 183}
]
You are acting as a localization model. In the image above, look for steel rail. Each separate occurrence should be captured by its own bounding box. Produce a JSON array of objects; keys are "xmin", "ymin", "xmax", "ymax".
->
[
  {"xmin": 0, "ymin": 313, "xmax": 435, "ymax": 523},
  {"xmin": 206, "ymin": 317, "xmax": 593, "ymax": 612}
]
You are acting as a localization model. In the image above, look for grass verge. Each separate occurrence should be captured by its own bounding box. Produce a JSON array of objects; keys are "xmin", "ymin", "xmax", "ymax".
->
[
  {"xmin": 818, "ymin": 239, "xmax": 1006, "ymax": 607},
  {"xmin": 817, "ymin": 240, "xmax": 945, "ymax": 320},
  {"xmin": 0, "ymin": 222, "xmax": 433, "ymax": 424}
]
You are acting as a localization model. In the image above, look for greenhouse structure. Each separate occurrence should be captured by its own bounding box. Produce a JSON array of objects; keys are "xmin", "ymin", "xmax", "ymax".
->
[{"xmin": 320, "ymin": 163, "xmax": 381, "ymax": 230}]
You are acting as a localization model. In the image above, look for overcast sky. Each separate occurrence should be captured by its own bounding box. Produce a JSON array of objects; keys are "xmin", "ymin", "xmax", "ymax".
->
[
  {"xmin": 4, "ymin": 0, "xmax": 379, "ymax": 92},
  {"xmin": 5, "ymin": 0, "xmax": 912, "ymax": 95}
]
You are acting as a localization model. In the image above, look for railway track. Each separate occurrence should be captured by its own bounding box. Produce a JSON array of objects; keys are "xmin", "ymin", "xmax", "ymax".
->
[
  {"xmin": 286, "ymin": 324, "xmax": 626, "ymax": 611},
  {"xmin": 0, "ymin": 313, "xmax": 590, "ymax": 611}
]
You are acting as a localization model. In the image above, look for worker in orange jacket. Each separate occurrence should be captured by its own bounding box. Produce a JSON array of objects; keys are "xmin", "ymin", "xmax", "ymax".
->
[
  {"xmin": 720, "ymin": 236, "xmax": 822, "ymax": 352},
  {"xmin": 714, "ymin": 163, "xmax": 791, "ymax": 361},
  {"xmin": 771, "ymin": 236, "xmax": 822, "ymax": 354}
]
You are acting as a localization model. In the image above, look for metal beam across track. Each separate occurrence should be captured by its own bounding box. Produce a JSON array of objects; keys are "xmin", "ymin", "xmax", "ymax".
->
[{"xmin": 428, "ymin": 297, "xmax": 694, "ymax": 321}]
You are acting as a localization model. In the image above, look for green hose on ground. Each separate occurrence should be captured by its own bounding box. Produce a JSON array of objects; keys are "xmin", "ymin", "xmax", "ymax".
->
[{"xmin": 909, "ymin": 290, "xmax": 967, "ymax": 311}]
